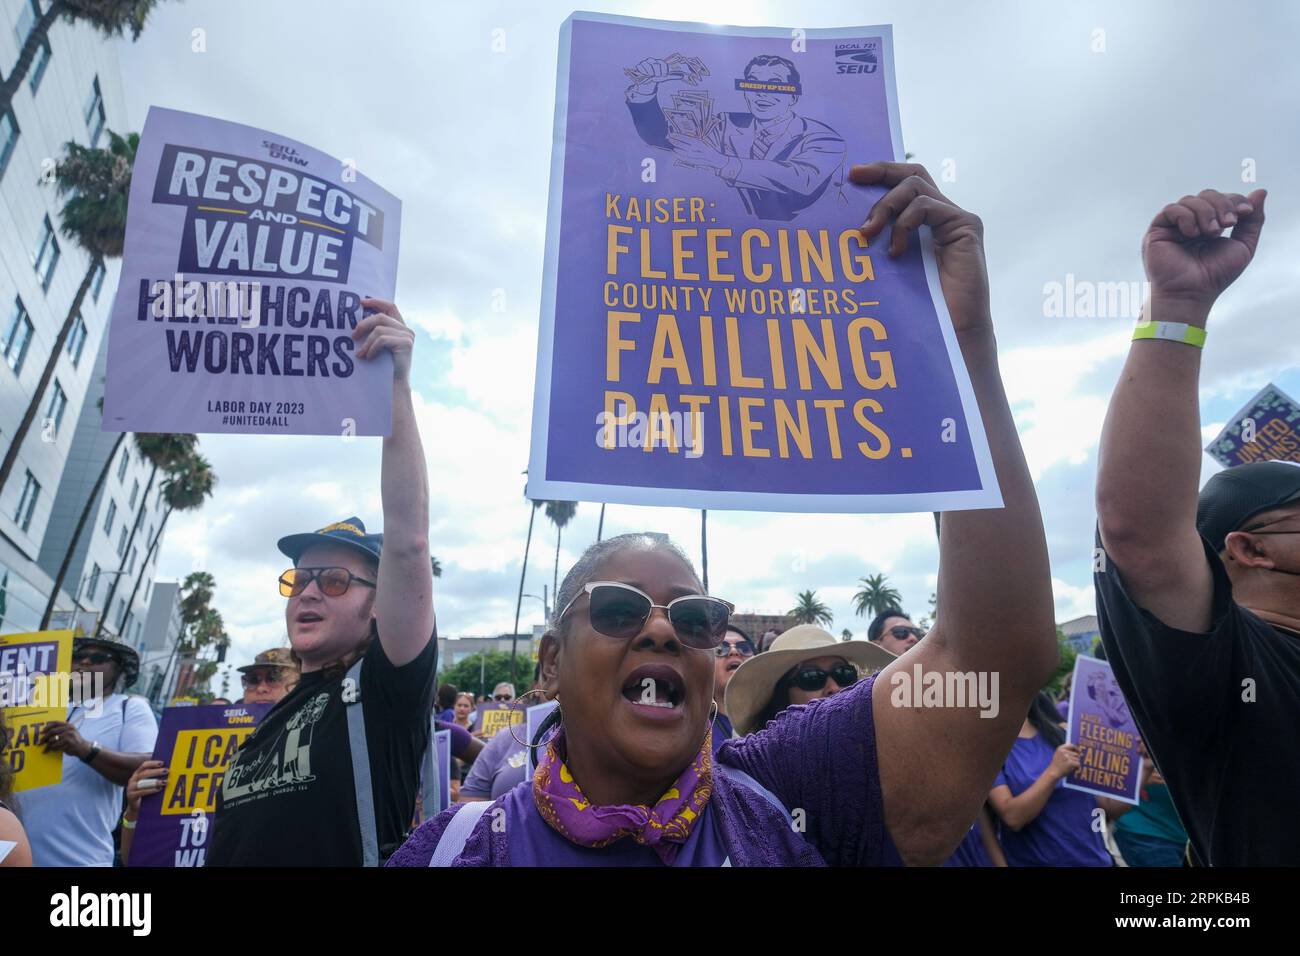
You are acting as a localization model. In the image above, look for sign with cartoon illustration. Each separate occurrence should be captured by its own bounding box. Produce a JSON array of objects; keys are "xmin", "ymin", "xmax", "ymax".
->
[{"xmin": 527, "ymin": 13, "xmax": 1000, "ymax": 513}]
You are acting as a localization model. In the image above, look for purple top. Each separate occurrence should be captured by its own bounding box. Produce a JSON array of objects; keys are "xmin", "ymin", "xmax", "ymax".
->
[
  {"xmin": 993, "ymin": 734, "xmax": 1112, "ymax": 867},
  {"xmin": 461, "ymin": 717, "xmax": 530, "ymax": 799},
  {"xmin": 388, "ymin": 673, "xmax": 901, "ymax": 867},
  {"xmin": 435, "ymin": 720, "xmax": 474, "ymax": 759}
]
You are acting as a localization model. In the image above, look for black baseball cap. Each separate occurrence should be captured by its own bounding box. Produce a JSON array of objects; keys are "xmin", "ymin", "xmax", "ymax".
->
[
  {"xmin": 1196, "ymin": 461, "xmax": 1300, "ymax": 552},
  {"xmin": 278, "ymin": 517, "xmax": 383, "ymax": 566}
]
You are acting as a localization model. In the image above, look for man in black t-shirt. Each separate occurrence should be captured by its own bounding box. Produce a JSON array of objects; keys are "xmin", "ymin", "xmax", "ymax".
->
[
  {"xmin": 207, "ymin": 298, "xmax": 438, "ymax": 866},
  {"xmin": 1095, "ymin": 185, "xmax": 1300, "ymax": 865}
]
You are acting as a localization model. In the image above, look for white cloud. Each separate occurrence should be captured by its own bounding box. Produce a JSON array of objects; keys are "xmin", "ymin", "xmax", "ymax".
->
[{"xmin": 123, "ymin": 0, "xmax": 1300, "ymax": 674}]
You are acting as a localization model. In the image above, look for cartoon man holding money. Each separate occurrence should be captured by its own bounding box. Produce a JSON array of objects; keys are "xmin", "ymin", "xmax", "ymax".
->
[{"xmin": 624, "ymin": 52, "xmax": 846, "ymax": 221}]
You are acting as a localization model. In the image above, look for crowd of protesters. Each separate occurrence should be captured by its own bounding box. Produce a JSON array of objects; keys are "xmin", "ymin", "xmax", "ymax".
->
[{"xmin": 2, "ymin": 167, "xmax": 1295, "ymax": 869}]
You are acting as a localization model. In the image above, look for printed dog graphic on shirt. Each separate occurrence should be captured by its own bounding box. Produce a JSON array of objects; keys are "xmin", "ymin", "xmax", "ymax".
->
[{"xmin": 222, "ymin": 692, "xmax": 330, "ymax": 800}]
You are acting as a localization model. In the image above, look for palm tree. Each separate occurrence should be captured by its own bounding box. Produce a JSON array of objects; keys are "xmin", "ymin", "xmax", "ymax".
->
[
  {"xmin": 510, "ymin": 490, "xmax": 543, "ymax": 685},
  {"xmin": 852, "ymin": 573, "xmax": 903, "ymax": 619},
  {"xmin": 430, "ymin": 557, "xmax": 442, "ymax": 578},
  {"xmin": 156, "ymin": 570, "xmax": 214, "ymax": 705},
  {"xmin": 39, "ymin": 429, "xmax": 122, "ymax": 627},
  {"xmin": 0, "ymin": 1, "xmax": 165, "ymax": 120},
  {"xmin": 841, "ymin": 628, "xmax": 853, "ymax": 642},
  {"xmin": 115, "ymin": 451, "xmax": 215, "ymax": 639},
  {"xmin": 789, "ymin": 589, "xmax": 833, "ymax": 627},
  {"xmin": 178, "ymin": 571, "xmax": 214, "ymax": 624},
  {"xmin": 181, "ymin": 606, "xmax": 227, "ymax": 697},
  {"xmin": 95, "ymin": 433, "xmax": 195, "ymax": 637},
  {"xmin": 544, "ymin": 501, "xmax": 578, "ymax": 599},
  {"xmin": 0, "ymin": 131, "xmax": 137, "ymax": 499}
]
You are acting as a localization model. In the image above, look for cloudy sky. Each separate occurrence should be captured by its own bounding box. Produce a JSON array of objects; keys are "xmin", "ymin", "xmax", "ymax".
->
[{"xmin": 115, "ymin": 0, "xmax": 1300, "ymax": 691}]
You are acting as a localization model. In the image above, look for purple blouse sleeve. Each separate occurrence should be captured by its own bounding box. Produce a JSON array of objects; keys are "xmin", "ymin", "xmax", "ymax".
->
[
  {"xmin": 386, "ymin": 807, "xmax": 456, "ymax": 866},
  {"xmin": 436, "ymin": 719, "xmax": 474, "ymax": 758},
  {"xmin": 720, "ymin": 673, "xmax": 891, "ymax": 866}
]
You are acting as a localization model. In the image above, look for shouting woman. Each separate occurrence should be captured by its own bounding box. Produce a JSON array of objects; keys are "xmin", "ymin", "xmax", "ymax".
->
[{"xmin": 390, "ymin": 161, "xmax": 1058, "ymax": 866}]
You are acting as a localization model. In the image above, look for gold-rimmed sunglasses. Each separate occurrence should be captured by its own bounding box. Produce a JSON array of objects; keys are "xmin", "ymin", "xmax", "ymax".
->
[{"xmin": 278, "ymin": 566, "xmax": 376, "ymax": 598}]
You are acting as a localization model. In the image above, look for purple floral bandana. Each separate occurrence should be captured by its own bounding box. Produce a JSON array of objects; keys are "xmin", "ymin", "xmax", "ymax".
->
[{"xmin": 532, "ymin": 724, "xmax": 713, "ymax": 865}]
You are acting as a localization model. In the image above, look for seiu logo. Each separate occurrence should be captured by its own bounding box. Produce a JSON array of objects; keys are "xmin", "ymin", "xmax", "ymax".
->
[
  {"xmin": 260, "ymin": 139, "xmax": 308, "ymax": 166},
  {"xmin": 835, "ymin": 48, "xmax": 879, "ymax": 75}
]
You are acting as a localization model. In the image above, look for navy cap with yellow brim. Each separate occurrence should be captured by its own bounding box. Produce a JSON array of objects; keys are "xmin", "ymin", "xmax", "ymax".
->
[{"xmin": 277, "ymin": 517, "xmax": 383, "ymax": 566}]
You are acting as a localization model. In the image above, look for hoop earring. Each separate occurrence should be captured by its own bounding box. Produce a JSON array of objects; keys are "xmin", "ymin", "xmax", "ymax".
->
[
  {"xmin": 709, "ymin": 699, "xmax": 718, "ymax": 724},
  {"xmin": 508, "ymin": 694, "xmax": 560, "ymax": 750}
]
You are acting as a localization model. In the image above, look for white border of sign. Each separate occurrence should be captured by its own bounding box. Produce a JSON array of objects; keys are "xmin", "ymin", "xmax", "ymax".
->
[{"xmin": 526, "ymin": 11, "xmax": 1001, "ymax": 513}]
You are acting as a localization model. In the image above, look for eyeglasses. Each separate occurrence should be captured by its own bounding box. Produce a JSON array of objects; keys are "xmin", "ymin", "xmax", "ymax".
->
[
  {"xmin": 788, "ymin": 662, "xmax": 859, "ymax": 692},
  {"xmin": 73, "ymin": 652, "xmax": 116, "ymax": 666},
  {"xmin": 278, "ymin": 566, "xmax": 376, "ymax": 598},
  {"xmin": 714, "ymin": 637, "xmax": 755, "ymax": 658},
  {"xmin": 887, "ymin": 625, "xmax": 925, "ymax": 641},
  {"xmin": 558, "ymin": 581, "xmax": 733, "ymax": 649},
  {"xmin": 241, "ymin": 671, "xmax": 285, "ymax": 688},
  {"xmin": 493, "ymin": 694, "xmax": 513, "ymax": 702}
]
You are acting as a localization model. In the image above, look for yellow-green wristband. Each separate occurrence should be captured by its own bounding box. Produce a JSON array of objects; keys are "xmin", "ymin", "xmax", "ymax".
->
[{"xmin": 1132, "ymin": 320, "xmax": 1207, "ymax": 348}]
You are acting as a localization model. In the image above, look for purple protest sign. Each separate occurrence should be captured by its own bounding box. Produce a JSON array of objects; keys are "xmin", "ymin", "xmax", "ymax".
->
[
  {"xmin": 434, "ymin": 729, "xmax": 451, "ymax": 814},
  {"xmin": 103, "ymin": 107, "xmax": 401, "ymax": 436},
  {"xmin": 526, "ymin": 13, "xmax": 1000, "ymax": 513},
  {"xmin": 1205, "ymin": 383, "xmax": 1300, "ymax": 467},
  {"xmin": 129, "ymin": 702, "xmax": 270, "ymax": 867},
  {"xmin": 1063, "ymin": 656, "xmax": 1142, "ymax": 805}
]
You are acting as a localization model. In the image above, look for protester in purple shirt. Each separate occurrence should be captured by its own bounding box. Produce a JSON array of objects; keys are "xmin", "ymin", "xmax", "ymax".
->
[
  {"xmin": 436, "ymin": 683, "xmax": 459, "ymax": 726},
  {"xmin": 435, "ymin": 720, "xmax": 482, "ymax": 763},
  {"xmin": 709, "ymin": 624, "xmax": 753, "ymax": 753},
  {"xmin": 988, "ymin": 692, "xmax": 1123, "ymax": 866},
  {"xmin": 389, "ymin": 161, "xmax": 1059, "ymax": 867}
]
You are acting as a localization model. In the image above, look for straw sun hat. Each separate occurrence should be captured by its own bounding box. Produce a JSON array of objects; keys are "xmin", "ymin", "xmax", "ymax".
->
[{"xmin": 724, "ymin": 624, "xmax": 896, "ymax": 736}]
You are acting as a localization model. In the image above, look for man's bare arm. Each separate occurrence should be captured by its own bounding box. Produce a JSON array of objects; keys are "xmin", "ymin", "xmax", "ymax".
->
[
  {"xmin": 354, "ymin": 298, "xmax": 436, "ymax": 666},
  {"xmin": 1096, "ymin": 189, "xmax": 1266, "ymax": 632}
]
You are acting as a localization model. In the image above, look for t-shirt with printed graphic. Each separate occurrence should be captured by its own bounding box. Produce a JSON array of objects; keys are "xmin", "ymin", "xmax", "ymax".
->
[{"xmin": 206, "ymin": 631, "xmax": 437, "ymax": 866}]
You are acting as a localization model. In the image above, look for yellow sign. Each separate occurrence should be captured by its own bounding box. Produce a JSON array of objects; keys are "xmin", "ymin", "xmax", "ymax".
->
[
  {"xmin": 475, "ymin": 703, "xmax": 524, "ymax": 738},
  {"xmin": 162, "ymin": 727, "xmax": 254, "ymax": 815},
  {"xmin": 0, "ymin": 630, "xmax": 74, "ymax": 792}
]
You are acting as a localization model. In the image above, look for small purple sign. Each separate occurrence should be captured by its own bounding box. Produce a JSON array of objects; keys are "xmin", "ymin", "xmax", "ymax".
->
[
  {"xmin": 1205, "ymin": 383, "xmax": 1300, "ymax": 467},
  {"xmin": 434, "ymin": 729, "xmax": 451, "ymax": 814},
  {"xmin": 129, "ymin": 702, "xmax": 270, "ymax": 867},
  {"xmin": 1063, "ymin": 656, "xmax": 1142, "ymax": 805},
  {"xmin": 103, "ymin": 107, "xmax": 402, "ymax": 436},
  {"xmin": 527, "ymin": 13, "xmax": 1000, "ymax": 513}
]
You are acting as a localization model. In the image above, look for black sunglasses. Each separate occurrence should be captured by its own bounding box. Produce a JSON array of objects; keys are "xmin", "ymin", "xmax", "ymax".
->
[
  {"xmin": 279, "ymin": 566, "xmax": 376, "ymax": 598},
  {"xmin": 241, "ymin": 670, "xmax": 285, "ymax": 688},
  {"xmin": 888, "ymin": 625, "xmax": 925, "ymax": 641},
  {"xmin": 558, "ymin": 581, "xmax": 733, "ymax": 649},
  {"xmin": 492, "ymin": 694, "xmax": 513, "ymax": 702},
  {"xmin": 74, "ymin": 651, "xmax": 117, "ymax": 666},
  {"xmin": 714, "ymin": 637, "xmax": 755, "ymax": 658},
  {"xmin": 789, "ymin": 662, "xmax": 859, "ymax": 692}
]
